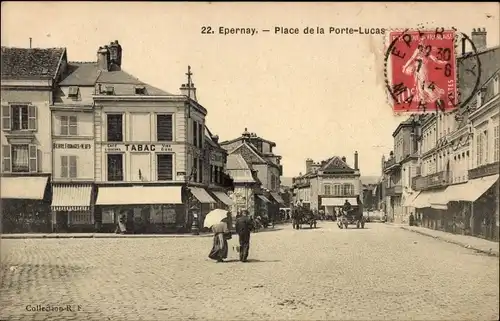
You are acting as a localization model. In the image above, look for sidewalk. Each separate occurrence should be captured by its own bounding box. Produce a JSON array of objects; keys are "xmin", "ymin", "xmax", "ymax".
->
[
  {"xmin": 0, "ymin": 225, "xmax": 285, "ymax": 239},
  {"xmin": 0, "ymin": 232, "xmax": 214, "ymax": 239},
  {"xmin": 400, "ymin": 225, "xmax": 499, "ymax": 257}
]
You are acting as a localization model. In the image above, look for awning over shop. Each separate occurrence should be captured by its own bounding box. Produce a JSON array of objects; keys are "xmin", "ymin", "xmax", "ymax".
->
[
  {"xmin": 0, "ymin": 176, "xmax": 48, "ymax": 200},
  {"xmin": 413, "ymin": 189, "xmax": 446, "ymax": 209},
  {"xmin": 459, "ymin": 174, "xmax": 499, "ymax": 202},
  {"xmin": 51, "ymin": 184, "xmax": 92, "ymax": 211},
  {"xmin": 96, "ymin": 186, "xmax": 183, "ymax": 205},
  {"xmin": 402, "ymin": 192, "xmax": 421, "ymax": 207},
  {"xmin": 212, "ymin": 191, "xmax": 234, "ymax": 206},
  {"xmin": 190, "ymin": 187, "xmax": 216, "ymax": 204},
  {"xmin": 257, "ymin": 195, "xmax": 271, "ymax": 203},
  {"xmin": 270, "ymin": 192, "xmax": 285, "ymax": 204},
  {"xmin": 428, "ymin": 174, "xmax": 499, "ymax": 206},
  {"xmin": 412, "ymin": 190, "xmax": 433, "ymax": 208},
  {"xmin": 321, "ymin": 197, "xmax": 358, "ymax": 207}
]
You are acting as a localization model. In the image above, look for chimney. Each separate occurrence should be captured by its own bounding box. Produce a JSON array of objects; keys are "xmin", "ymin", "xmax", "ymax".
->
[
  {"xmin": 179, "ymin": 83, "xmax": 197, "ymax": 101},
  {"xmin": 305, "ymin": 158, "xmax": 313, "ymax": 173},
  {"xmin": 341, "ymin": 156, "xmax": 347, "ymax": 163},
  {"xmin": 97, "ymin": 46, "xmax": 110, "ymax": 71},
  {"xmin": 471, "ymin": 28, "xmax": 487, "ymax": 51},
  {"xmin": 108, "ymin": 40, "xmax": 122, "ymax": 70},
  {"xmin": 241, "ymin": 128, "xmax": 251, "ymax": 141},
  {"xmin": 354, "ymin": 151, "xmax": 359, "ymax": 170}
]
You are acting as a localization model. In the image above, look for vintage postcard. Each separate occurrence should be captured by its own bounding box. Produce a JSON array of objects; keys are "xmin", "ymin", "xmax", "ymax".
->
[{"xmin": 1, "ymin": 2, "xmax": 499, "ymax": 320}]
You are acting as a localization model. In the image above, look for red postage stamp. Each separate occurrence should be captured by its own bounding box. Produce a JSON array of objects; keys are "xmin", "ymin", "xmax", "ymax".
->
[{"xmin": 385, "ymin": 29, "xmax": 458, "ymax": 113}]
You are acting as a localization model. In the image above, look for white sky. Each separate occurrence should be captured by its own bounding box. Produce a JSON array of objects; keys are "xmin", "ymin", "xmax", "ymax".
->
[{"xmin": 2, "ymin": 2, "xmax": 499, "ymax": 177}]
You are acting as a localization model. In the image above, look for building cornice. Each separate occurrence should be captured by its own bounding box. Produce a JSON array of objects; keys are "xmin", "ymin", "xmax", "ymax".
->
[
  {"xmin": 50, "ymin": 105, "xmax": 94, "ymax": 112},
  {"xmin": 1, "ymin": 78, "xmax": 54, "ymax": 88},
  {"xmin": 468, "ymin": 95, "xmax": 500, "ymax": 123},
  {"xmin": 93, "ymin": 95, "xmax": 208, "ymax": 115}
]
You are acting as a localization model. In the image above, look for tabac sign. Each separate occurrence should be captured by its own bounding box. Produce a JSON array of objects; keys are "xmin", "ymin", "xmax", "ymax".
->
[{"xmin": 105, "ymin": 143, "xmax": 173, "ymax": 152}]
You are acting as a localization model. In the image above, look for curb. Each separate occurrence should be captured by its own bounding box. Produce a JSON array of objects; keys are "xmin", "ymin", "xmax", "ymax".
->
[
  {"xmin": 0, "ymin": 233, "xmax": 215, "ymax": 239},
  {"xmin": 400, "ymin": 227, "xmax": 499, "ymax": 257}
]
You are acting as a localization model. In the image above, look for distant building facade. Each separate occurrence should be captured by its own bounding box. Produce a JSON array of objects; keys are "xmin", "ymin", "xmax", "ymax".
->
[
  {"xmin": 382, "ymin": 118, "xmax": 420, "ymax": 224},
  {"xmin": 292, "ymin": 152, "xmax": 362, "ymax": 216},
  {"xmin": 220, "ymin": 129, "xmax": 284, "ymax": 219}
]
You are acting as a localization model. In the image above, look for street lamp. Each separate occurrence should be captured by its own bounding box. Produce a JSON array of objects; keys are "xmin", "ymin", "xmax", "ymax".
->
[{"xmin": 190, "ymin": 204, "xmax": 201, "ymax": 235}]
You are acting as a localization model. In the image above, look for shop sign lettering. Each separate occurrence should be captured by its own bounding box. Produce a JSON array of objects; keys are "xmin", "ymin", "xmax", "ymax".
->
[
  {"xmin": 105, "ymin": 144, "xmax": 173, "ymax": 152},
  {"xmin": 53, "ymin": 143, "xmax": 92, "ymax": 149}
]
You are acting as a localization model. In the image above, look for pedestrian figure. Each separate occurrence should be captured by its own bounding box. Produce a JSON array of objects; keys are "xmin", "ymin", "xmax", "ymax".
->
[
  {"xmin": 208, "ymin": 220, "xmax": 231, "ymax": 263},
  {"xmin": 235, "ymin": 210, "xmax": 254, "ymax": 262},
  {"xmin": 409, "ymin": 213, "xmax": 415, "ymax": 226},
  {"xmin": 115, "ymin": 214, "xmax": 126, "ymax": 234}
]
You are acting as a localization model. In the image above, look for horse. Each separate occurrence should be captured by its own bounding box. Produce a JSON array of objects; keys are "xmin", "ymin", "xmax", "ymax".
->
[{"xmin": 291, "ymin": 209, "xmax": 304, "ymax": 229}]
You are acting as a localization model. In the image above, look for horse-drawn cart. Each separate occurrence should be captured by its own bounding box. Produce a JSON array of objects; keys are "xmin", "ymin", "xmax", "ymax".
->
[
  {"xmin": 292, "ymin": 206, "xmax": 317, "ymax": 229},
  {"xmin": 337, "ymin": 209, "xmax": 365, "ymax": 229}
]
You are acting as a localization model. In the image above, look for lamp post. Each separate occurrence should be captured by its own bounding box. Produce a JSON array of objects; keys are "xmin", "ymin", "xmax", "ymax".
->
[{"xmin": 190, "ymin": 204, "xmax": 200, "ymax": 235}]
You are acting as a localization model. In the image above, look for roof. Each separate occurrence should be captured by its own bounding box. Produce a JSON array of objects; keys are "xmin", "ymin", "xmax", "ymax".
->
[
  {"xmin": 204, "ymin": 126, "xmax": 222, "ymax": 149},
  {"xmin": 229, "ymin": 142, "xmax": 269, "ymax": 165},
  {"xmin": 321, "ymin": 156, "xmax": 354, "ymax": 172},
  {"xmin": 58, "ymin": 61, "xmax": 171, "ymax": 95},
  {"xmin": 220, "ymin": 135, "xmax": 276, "ymax": 148},
  {"xmin": 226, "ymin": 154, "xmax": 257, "ymax": 183},
  {"xmin": 392, "ymin": 117, "xmax": 415, "ymax": 137},
  {"xmin": 59, "ymin": 62, "xmax": 100, "ymax": 86},
  {"xmin": 1, "ymin": 46, "xmax": 65, "ymax": 79}
]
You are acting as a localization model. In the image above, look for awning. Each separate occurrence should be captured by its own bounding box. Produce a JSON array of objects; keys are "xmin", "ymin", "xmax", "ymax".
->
[
  {"xmin": 459, "ymin": 174, "xmax": 499, "ymax": 202},
  {"xmin": 96, "ymin": 186, "xmax": 183, "ymax": 205},
  {"xmin": 413, "ymin": 189, "xmax": 446, "ymax": 209},
  {"xmin": 321, "ymin": 197, "xmax": 358, "ymax": 207},
  {"xmin": 428, "ymin": 174, "xmax": 499, "ymax": 206},
  {"xmin": 51, "ymin": 184, "xmax": 92, "ymax": 211},
  {"xmin": 1, "ymin": 176, "xmax": 48, "ymax": 200},
  {"xmin": 270, "ymin": 192, "xmax": 285, "ymax": 204},
  {"xmin": 402, "ymin": 192, "xmax": 421, "ymax": 207},
  {"xmin": 212, "ymin": 191, "xmax": 234, "ymax": 206},
  {"xmin": 257, "ymin": 195, "xmax": 271, "ymax": 203},
  {"xmin": 190, "ymin": 187, "xmax": 216, "ymax": 203}
]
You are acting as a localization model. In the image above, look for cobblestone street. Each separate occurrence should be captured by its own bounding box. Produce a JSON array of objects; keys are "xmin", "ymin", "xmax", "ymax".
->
[{"xmin": 1, "ymin": 222, "xmax": 498, "ymax": 321}]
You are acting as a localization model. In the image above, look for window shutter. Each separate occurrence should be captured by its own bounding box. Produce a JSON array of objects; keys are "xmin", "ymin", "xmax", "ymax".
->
[
  {"xmin": 69, "ymin": 116, "xmax": 78, "ymax": 136},
  {"xmin": 28, "ymin": 105, "xmax": 37, "ymax": 131},
  {"xmin": 1, "ymin": 105, "xmax": 11, "ymax": 131},
  {"xmin": 61, "ymin": 156, "xmax": 68, "ymax": 178},
  {"xmin": 2, "ymin": 145, "xmax": 11, "ymax": 172},
  {"xmin": 28, "ymin": 145, "xmax": 38, "ymax": 172},
  {"xmin": 69, "ymin": 156, "xmax": 78, "ymax": 178}
]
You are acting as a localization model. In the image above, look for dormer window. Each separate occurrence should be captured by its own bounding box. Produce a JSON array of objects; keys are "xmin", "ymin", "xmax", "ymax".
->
[
  {"xmin": 135, "ymin": 86, "xmax": 146, "ymax": 95},
  {"xmin": 105, "ymin": 86, "xmax": 115, "ymax": 95},
  {"xmin": 68, "ymin": 86, "xmax": 79, "ymax": 99}
]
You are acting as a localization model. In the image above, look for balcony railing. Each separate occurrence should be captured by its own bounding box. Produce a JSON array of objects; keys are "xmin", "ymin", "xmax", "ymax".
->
[
  {"xmin": 412, "ymin": 171, "xmax": 452, "ymax": 191},
  {"xmin": 383, "ymin": 157, "xmax": 401, "ymax": 172},
  {"xmin": 468, "ymin": 162, "xmax": 499, "ymax": 180},
  {"xmin": 385, "ymin": 185, "xmax": 403, "ymax": 196}
]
